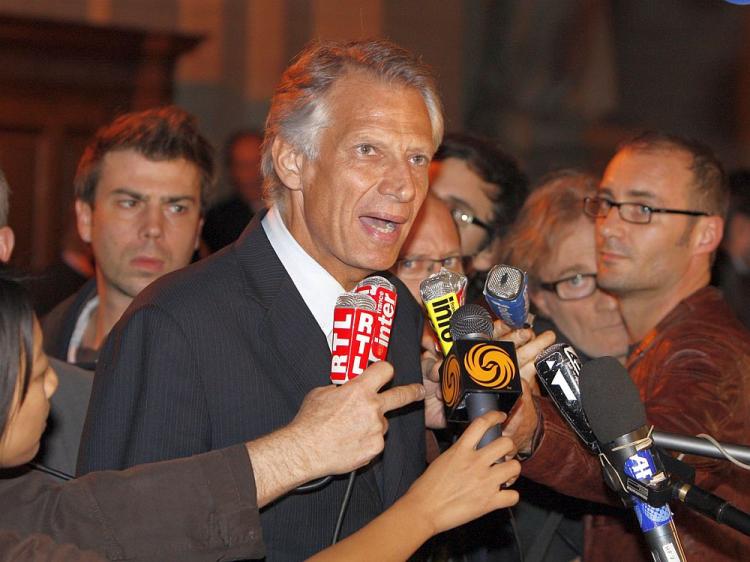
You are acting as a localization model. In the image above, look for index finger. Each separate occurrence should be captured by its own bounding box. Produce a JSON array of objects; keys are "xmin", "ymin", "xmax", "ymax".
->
[
  {"xmin": 379, "ymin": 383, "xmax": 425, "ymax": 413},
  {"xmin": 352, "ymin": 360, "xmax": 395, "ymax": 391}
]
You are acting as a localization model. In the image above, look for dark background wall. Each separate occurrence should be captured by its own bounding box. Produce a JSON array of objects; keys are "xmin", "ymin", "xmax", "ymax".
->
[{"xmin": 1, "ymin": 0, "xmax": 749, "ymax": 269}]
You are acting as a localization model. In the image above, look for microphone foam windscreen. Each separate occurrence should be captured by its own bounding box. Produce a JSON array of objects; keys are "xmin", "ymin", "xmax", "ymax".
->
[
  {"xmin": 450, "ymin": 303, "xmax": 493, "ymax": 340},
  {"xmin": 580, "ymin": 357, "xmax": 648, "ymax": 444}
]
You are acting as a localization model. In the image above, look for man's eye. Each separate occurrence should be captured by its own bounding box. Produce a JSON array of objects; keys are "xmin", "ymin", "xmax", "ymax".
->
[
  {"xmin": 168, "ymin": 203, "xmax": 188, "ymax": 214},
  {"xmin": 401, "ymin": 259, "xmax": 416, "ymax": 269},
  {"xmin": 568, "ymin": 275, "xmax": 584, "ymax": 287},
  {"xmin": 410, "ymin": 154, "xmax": 429, "ymax": 166},
  {"xmin": 117, "ymin": 199, "xmax": 138, "ymax": 209},
  {"xmin": 356, "ymin": 144, "xmax": 376, "ymax": 156}
]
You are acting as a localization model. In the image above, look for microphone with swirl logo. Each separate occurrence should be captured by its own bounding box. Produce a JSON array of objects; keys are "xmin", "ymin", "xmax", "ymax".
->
[{"xmin": 440, "ymin": 303, "xmax": 523, "ymax": 448}]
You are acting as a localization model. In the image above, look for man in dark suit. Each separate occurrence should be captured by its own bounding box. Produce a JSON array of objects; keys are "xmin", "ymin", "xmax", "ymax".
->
[{"xmin": 77, "ymin": 39, "xmax": 446, "ymax": 559}]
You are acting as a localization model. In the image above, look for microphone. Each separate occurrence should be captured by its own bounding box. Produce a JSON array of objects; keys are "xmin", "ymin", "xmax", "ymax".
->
[
  {"xmin": 483, "ymin": 264, "xmax": 530, "ymax": 329},
  {"xmin": 355, "ymin": 275, "xmax": 397, "ymax": 362},
  {"xmin": 330, "ymin": 292, "xmax": 377, "ymax": 384},
  {"xmin": 580, "ymin": 357, "xmax": 686, "ymax": 562},
  {"xmin": 420, "ymin": 269, "xmax": 467, "ymax": 356},
  {"xmin": 440, "ymin": 303, "xmax": 523, "ymax": 448},
  {"xmin": 533, "ymin": 343, "xmax": 598, "ymax": 452}
]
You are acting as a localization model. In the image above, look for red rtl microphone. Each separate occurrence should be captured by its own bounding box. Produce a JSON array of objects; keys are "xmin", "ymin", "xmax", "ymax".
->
[
  {"xmin": 330, "ymin": 292, "xmax": 377, "ymax": 384},
  {"xmin": 355, "ymin": 275, "xmax": 398, "ymax": 362}
]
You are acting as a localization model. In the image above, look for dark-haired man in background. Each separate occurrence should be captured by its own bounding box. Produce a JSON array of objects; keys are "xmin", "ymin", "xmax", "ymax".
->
[
  {"xmin": 430, "ymin": 133, "xmax": 528, "ymax": 301},
  {"xmin": 507, "ymin": 132, "xmax": 750, "ymax": 560},
  {"xmin": 43, "ymin": 106, "xmax": 210, "ymax": 369}
]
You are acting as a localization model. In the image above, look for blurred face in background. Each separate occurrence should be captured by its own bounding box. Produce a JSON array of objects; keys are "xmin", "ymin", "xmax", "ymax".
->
[
  {"xmin": 230, "ymin": 134, "xmax": 264, "ymax": 207},
  {"xmin": 393, "ymin": 195, "xmax": 463, "ymax": 301},
  {"xmin": 429, "ymin": 157, "xmax": 498, "ymax": 271},
  {"xmin": 0, "ymin": 319, "xmax": 58, "ymax": 467},
  {"xmin": 532, "ymin": 216, "xmax": 629, "ymax": 359}
]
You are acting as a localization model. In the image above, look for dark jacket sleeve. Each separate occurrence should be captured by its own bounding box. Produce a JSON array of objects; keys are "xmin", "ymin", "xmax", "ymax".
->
[
  {"xmin": 77, "ymin": 303, "xmax": 209, "ymax": 475},
  {"xmin": 0, "ymin": 445, "xmax": 264, "ymax": 561}
]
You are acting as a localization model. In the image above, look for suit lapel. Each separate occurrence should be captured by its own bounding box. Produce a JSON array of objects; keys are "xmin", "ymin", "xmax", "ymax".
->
[
  {"xmin": 233, "ymin": 216, "xmax": 390, "ymax": 506},
  {"xmin": 234, "ymin": 214, "xmax": 331, "ymax": 394}
]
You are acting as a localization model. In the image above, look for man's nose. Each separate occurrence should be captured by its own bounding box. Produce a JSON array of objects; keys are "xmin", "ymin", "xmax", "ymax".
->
[
  {"xmin": 141, "ymin": 205, "xmax": 164, "ymax": 238},
  {"xmin": 597, "ymin": 204, "xmax": 624, "ymax": 238},
  {"xmin": 380, "ymin": 159, "xmax": 420, "ymax": 202}
]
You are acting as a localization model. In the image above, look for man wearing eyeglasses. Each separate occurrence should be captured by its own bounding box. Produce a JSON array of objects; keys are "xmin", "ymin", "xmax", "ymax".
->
[
  {"xmin": 430, "ymin": 133, "xmax": 528, "ymax": 301},
  {"xmin": 505, "ymin": 132, "xmax": 750, "ymax": 561},
  {"xmin": 392, "ymin": 195, "xmax": 464, "ymax": 302}
]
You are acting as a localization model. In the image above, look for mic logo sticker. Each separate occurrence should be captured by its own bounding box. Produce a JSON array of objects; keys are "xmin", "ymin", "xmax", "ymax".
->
[
  {"xmin": 425, "ymin": 293, "xmax": 460, "ymax": 355},
  {"xmin": 442, "ymin": 355, "xmax": 461, "ymax": 408},
  {"xmin": 464, "ymin": 344, "xmax": 516, "ymax": 389}
]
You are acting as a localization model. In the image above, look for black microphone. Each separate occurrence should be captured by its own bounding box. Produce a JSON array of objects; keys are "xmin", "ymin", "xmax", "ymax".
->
[
  {"xmin": 580, "ymin": 357, "xmax": 686, "ymax": 562},
  {"xmin": 440, "ymin": 303, "xmax": 523, "ymax": 448},
  {"xmin": 533, "ymin": 343, "xmax": 598, "ymax": 452}
]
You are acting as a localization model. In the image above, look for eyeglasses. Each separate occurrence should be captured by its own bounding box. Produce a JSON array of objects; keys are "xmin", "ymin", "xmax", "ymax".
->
[
  {"xmin": 395, "ymin": 255, "xmax": 463, "ymax": 279},
  {"xmin": 539, "ymin": 273, "xmax": 598, "ymax": 300},
  {"xmin": 451, "ymin": 208, "xmax": 492, "ymax": 234},
  {"xmin": 583, "ymin": 196, "xmax": 709, "ymax": 225}
]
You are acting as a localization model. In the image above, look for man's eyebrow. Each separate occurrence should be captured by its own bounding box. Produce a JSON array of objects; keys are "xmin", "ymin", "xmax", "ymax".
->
[
  {"xmin": 163, "ymin": 195, "xmax": 198, "ymax": 204},
  {"xmin": 108, "ymin": 188, "xmax": 197, "ymax": 204},
  {"xmin": 110, "ymin": 188, "xmax": 145, "ymax": 200},
  {"xmin": 441, "ymin": 195, "xmax": 474, "ymax": 213}
]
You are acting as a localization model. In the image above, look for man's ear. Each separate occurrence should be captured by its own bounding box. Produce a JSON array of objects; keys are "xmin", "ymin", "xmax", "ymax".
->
[
  {"xmin": 0, "ymin": 226, "xmax": 15, "ymax": 263},
  {"xmin": 271, "ymin": 137, "xmax": 305, "ymax": 192},
  {"xmin": 693, "ymin": 215, "xmax": 723, "ymax": 256},
  {"xmin": 75, "ymin": 200, "xmax": 93, "ymax": 244}
]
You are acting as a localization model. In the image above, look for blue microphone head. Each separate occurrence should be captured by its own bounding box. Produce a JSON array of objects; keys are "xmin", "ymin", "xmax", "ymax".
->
[{"xmin": 483, "ymin": 265, "xmax": 529, "ymax": 329}]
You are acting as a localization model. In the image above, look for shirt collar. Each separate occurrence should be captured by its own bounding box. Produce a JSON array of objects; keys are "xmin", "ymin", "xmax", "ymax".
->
[{"xmin": 262, "ymin": 205, "xmax": 345, "ymax": 348}]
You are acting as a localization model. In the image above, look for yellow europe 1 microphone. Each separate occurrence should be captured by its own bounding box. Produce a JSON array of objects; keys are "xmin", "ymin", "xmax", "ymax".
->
[{"xmin": 419, "ymin": 269, "xmax": 467, "ymax": 356}]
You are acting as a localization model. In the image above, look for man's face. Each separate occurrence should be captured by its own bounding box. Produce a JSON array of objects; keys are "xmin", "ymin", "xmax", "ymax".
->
[
  {"xmin": 429, "ymin": 157, "xmax": 497, "ymax": 260},
  {"xmin": 286, "ymin": 72, "xmax": 435, "ymax": 288},
  {"xmin": 533, "ymin": 218, "xmax": 629, "ymax": 358},
  {"xmin": 230, "ymin": 135, "xmax": 263, "ymax": 205},
  {"xmin": 595, "ymin": 149, "xmax": 699, "ymax": 295},
  {"xmin": 76, "ymin": 149, "xmax": 203, "ymax": 302},
  {"xmin": 393, "ymin": 196, "xmax": 463, "ymax": 301}
]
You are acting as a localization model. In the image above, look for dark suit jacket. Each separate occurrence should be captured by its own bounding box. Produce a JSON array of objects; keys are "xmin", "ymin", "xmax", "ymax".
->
[{"xmin": 77, "ymin": 215, "xmax": 426, "ymax": 560}]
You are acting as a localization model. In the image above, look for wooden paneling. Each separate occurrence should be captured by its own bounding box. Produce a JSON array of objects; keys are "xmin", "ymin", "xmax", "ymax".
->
[{"xmin": 0, "ymin": 14, "xmax": 200, "ymax": 271}]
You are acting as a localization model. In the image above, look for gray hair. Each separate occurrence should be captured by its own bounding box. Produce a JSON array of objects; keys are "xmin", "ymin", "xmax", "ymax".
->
[
  {"xmin": 261, "ymin": 39, "xmax": 444, "ymax": 204},
  {"xmin": 0, "ymin": 168, "xmax": 9, "ymax": 227}
]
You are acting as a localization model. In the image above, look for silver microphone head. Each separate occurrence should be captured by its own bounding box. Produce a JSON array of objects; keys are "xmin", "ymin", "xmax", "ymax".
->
[
  {"xmin": 335, "ymin": 292, "xmax": 377, "ymax": 311},
  {"xmin": 419, "ymin": 269, "xmax": 467, "ymax": 302},
  {"xmin": 449, "ymin": 303, "xmax": 493, "ymax": 341},
  {"xmin": 485, "ymin": 265, "xmax": 524, "ymax": 300},
  {"xmin": 356, "ymin": 275, "xmax": 396, "ymax": 292}
]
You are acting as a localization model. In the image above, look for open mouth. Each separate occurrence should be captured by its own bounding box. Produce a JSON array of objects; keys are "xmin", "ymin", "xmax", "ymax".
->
[{"xmin": 361, "ymin": 216, "xmax": 399, "ymax": 235}]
